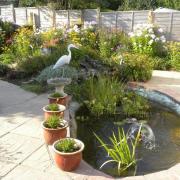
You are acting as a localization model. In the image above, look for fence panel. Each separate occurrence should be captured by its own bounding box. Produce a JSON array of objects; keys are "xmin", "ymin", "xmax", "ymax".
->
[
  {"xmin": 0, "ymin": 5, "xmax": 14, "ymax": 22},
  {"xmin": 0, "ymin": 5, "xmax": 179, "ymax": 41},
  {"xmin": 14, "ymin": 7, "xmax": 27, "ymax": 25},
  {"xmin": 55, "ymin": 10, "xmax": 68, "ymax": 27},
  {"xmin": 39, "ymin": 7, "xmax": 53, "ymax": 29}
]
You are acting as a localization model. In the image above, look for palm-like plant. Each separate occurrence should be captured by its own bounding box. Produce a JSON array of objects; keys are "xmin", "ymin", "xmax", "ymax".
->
[{"xmin": 94, "ymin": 125, "xmax": 142, "ymax": 175}]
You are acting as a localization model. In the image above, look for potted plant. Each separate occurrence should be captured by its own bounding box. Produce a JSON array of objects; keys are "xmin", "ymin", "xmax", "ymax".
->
[
  {"xmin": 48, "ymin": 92, "xmax": 68, "ymax": 106},
  {"xmin": 43, "ymin": 103, "xmax": 66, "ymax": 120},
  {"xmin": 53, "ymin": 138, "xmax": 84, "ymax": 171},
  {"xmin": 42, "ymin": 115, "xmax": 68, "ymax": 145}
]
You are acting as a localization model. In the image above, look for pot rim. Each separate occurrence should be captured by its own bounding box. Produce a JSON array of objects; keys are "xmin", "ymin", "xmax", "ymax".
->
[
  {"xmin": 41, "ymin": 119, "xmax": 68, "ymax": 130},
  {"xmin": 48, "ymin": 94, "xmax": 67, "ymax": 99},
  {"xmin": 53, "ymin": 138, "xmax": 84, "ymax": 156},
  {"xmin": 43, "ymin": 104, "xmax": 66, "ymax": 113}
]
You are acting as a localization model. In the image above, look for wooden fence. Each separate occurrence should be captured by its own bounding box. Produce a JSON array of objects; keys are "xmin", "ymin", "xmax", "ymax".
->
[{"xmin": 0, "ymin": 4, "xmax": 180, "ymax": 41}]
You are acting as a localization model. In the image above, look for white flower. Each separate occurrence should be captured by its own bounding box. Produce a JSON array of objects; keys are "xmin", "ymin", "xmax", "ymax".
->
[
  {"xmin": 139, "ymin": 44, "xmax": 142, "ymax": 47},
  {"xmin": 160, "ymin": 35, "xmax": 166, "ymax": 43},
  {"xmin": 128, "ymin": 32, "xmax": 134, "ymax": 37},
  {"xmin": 133, "ymin": 42, "xmax": 136, "ymax": 45},
  {"xmin": 150, "ymin": 34, "xmax": 156, "ymax": 39},
  {"xmin": 148, "ymin": 28, "xmax": 153, "ymax": 34},
  {"xmin": 158, "ymin": 28, "xmax": 163, "ymax": 33},
  {"xmin": 145, "ymin": 34, "xmax": 149, "ymax": 38},
  {"xmin": 73, "ymin": 25, "xmax": 80, "ymax": 33},
  {"xmin": 148, "ymin": 39, "xmax": 153, "ymax": 45},
  {"xmin": 136, "ymin": 31, "xmax": 142, "ymax": 37},
  {"xmin": 155, "ymin": 37, "xmax": 159, "ymax": 42}
]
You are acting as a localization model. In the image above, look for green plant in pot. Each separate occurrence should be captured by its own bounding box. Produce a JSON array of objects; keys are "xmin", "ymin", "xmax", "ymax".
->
[
  {"xmin": 48, "ymin": 92, "xmax": 68, "ymax": 106},
  {"xmin": 53, "ymin": 138, "xmax": 84, "ymax": 171},
  {"xmin": 42, "ymin": 115, "xmax": 68, "ymax": 145},
  {"xmin": 43, "ymin": 103, "xmax": 66, "ymax": 120}
]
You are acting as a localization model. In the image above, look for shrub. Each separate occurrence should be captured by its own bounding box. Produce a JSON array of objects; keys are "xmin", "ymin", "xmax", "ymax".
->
[
  {"xmin": 151, "ymin": 56, "xmax": 171, "ymax": 70},
  {"xmin": 168, "ymin": 42, "xmax": 180, "ymax": 71},
  {"xmin": 83, "ymin": 76, "xmax": 124, "ymax": 116},
  {"xmin": 44, "ymin": 115, "xmax": 63, "ymax": 129},
  {"xmin": 46, "ymin": 104, "xmax": 59, "ymax": 111},
  {"xmin": 0, "ymin": 63, "xmax": 9, "ymax": 76},
  {"xmin": 94, "ymin": 126, "xmax": 141, "ymax": 175},
  {"xmin": 55, "ymin": 138, "xmax": 80, "ymax": 153},
  {"xmin": 129, "ymin": 24, "xmax": 167, "ymax": 56},
  {"xmin": 120, "ymin": 53, "xmax": 153, "ymax": 81}
]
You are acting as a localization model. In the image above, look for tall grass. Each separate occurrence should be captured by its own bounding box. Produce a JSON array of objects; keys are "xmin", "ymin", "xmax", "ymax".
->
[
  {"xmin": 94, "ymin": 125, "xmax": 142, "ymax": 175},
  {"xmin": 84, "ymin": 76, "xmax": 124, "ymax": 116}
]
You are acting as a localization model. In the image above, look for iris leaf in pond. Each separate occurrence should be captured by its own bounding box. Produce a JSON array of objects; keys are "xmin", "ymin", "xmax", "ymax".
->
[{"xmin": 94, "ymin": 124, "xmax": 142, "ymax": 175}]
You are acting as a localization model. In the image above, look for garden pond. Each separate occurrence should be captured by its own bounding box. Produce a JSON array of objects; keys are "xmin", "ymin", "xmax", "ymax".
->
[{"xmin": 75, "ymin": 101, "xmax": 180, "ymax": 177}]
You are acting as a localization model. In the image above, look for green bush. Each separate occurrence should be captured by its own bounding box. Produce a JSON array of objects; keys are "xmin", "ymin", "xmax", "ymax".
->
[
  {"xmin": 151, "ymin": 56, "xmax": 171, "ymax": 70},
  {"xmin": 0, "ymin": 63, "xmax": 9, "ymax": 76},
  {"xmin": 120, "ymin": 53, "xmax": 153, "ymax": 81},
  {"xmin": 168, "ymin": 42, "xmax": 180, "ymax": 71}
]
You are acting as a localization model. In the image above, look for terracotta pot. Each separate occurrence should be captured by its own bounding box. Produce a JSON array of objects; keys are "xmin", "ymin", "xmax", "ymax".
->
[
  {"xmin": 43, "ymin": 104, "xmax": 66, "ymax": 120},
  {"xmin": 41, "ymin": 120, "xmax": 68, "ymax": 145},
  {"xmin": 53, "ymin": 138, "xmax": 84, "ymax": 171},
  {"xmin": 48, "ymin": 95, "xmax": 68, "ymax": 106}
]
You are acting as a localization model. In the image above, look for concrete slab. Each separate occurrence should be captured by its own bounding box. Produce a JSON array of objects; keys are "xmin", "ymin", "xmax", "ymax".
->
[
  {"xmin": 3, "ymin": 165, "xmax": 71, "ymax": 180},
  {"xmin": 0, "ymin": 133, "xmax": 43, "ymax": 165}
]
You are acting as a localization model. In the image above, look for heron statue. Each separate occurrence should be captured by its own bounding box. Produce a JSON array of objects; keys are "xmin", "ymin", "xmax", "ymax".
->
[{"xmin": 53, "ymin": 44, "xmax": 78, "ymax": 77}]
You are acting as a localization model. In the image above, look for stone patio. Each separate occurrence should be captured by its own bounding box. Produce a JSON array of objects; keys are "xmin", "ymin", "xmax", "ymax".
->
[{"xmin": 0, "ymin": 70, "xmax": 180, "ymax": 180}]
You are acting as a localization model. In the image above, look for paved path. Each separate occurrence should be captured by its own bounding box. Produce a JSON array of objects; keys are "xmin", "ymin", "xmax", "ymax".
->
[
  {"xmin": 130, "ymin": 70, "xmax": 180, "ymax": 102},
  {"xmin": 0, "ymin": 70, "xmax": 180, "ymax": 180}
]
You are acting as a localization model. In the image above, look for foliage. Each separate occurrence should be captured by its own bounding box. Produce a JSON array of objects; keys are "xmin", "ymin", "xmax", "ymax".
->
[
  {"xmin": 55, "ymin": 138, "xmax": 80, "ymax": 153},
  {"xmin": 36, "ymin": 65, "xmax": 77, "ymax": 83},
  {"xmin": 94, "ymin": 126, "xmax": 141, "ymax": 175},
  {"xmin": 120, "ymin": 53, "xmax": 153, "ymax": 81},
  {"xmin": 41, "ymin": 28, "xmax": 63, "ymax": 48},
  {"xmin": 129, "ymin": 24, "xmax": 167, "ymax": 56},
  {"xmin": 0, "ymin": 63, "xmax": 9, "ymax": 76},
  {"xmin": 50, "ymin": 92, "xmax": 64, "ymax": 98},
  {"xmin": 46, "ymin": 103, "xmax": 59, "ymax": 111},
  {"xmin": 19, "ymin": 0, "xmax": 36, "ymax": 6},
  {"xmin": 83, "ymin": 76, "xmax": 124, "ymax": 116},
  {"xmin": 151, "ymin": 56, "xmax": 171, "ymax": 70},
  {"xmin": 44, "ymin": 115, "xmax": 63, "ymax": 129},
  {"xmin": 0, "ymin": 30, "xmax": 5, "ymax": 53},
  {"xmin": 121, "ymin": 92, "xmax": 150, "ymax": 118},
  {"xmin": 168, "ymin": 42, "xmax": 180, "ymax": 71},
  {"xmin": 0, "ymin": 19, "xmax": 15, "ymax": 38}
]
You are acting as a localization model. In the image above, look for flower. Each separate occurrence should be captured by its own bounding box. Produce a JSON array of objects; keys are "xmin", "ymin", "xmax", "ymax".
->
[
  {"xmin": 160, "ymin": 35, "xmax": 166, "ymax": 43},
  {"xmin": 150, "ymin": 34, "xmax": 156, "ymax": 39},
  {"xmin": 148, "ymin": 28, "xmax": 153, "ymax": 34},
  {"xmin": 148, "ymin": 39, "xmax": 153, "ymax": 45},
  {"xmin": 128, "ymin": 32, "xmax": 134, "ymax": 37},
  {"xmin": 158, "ymin": 28, "xmax": 163, "ymax": 33}
]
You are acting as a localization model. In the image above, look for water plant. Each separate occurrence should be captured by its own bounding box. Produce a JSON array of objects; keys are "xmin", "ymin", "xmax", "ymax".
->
[
  {"xmin": 44, "ymin": 115, "xmax": 63, "ymax": 129},
  {"xmin": 84, "ymin": 76, "xmax": 124, "ymax": 116},
  {"xmin": 55, "ymin": 138, "xmax": 80, "ymax": 153},
  {"xmin": 94, "ymin": 126, "xmax": 142, "ymax": 175},
  {"xmin": 46, "ymin": 103, "xmax": 59, "ymax": 111}
]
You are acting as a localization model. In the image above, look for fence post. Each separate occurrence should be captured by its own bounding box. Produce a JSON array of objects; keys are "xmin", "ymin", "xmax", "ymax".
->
[
  {"xmin": 11, "ymin": 4, "xmax": 15, "ymax": 23},
  {"xmin": 115, "ymin": 11, "xmax": 118, "ymax": 32},
  {"xmin": 67, "ymin": 10, "xmax": 70, "ymax": 28},
  {"xmin": 148, "ymin": 10, "xmax": 155, "ymax": 24},
  {"xmin": 131, "ymin": 11, "xmax": 134, "ymax": 31},
  {"xmin": 169, "ymin": 12, "xmax": 174, "ymax": 40},
  {"xmin": 97, "ymin": 8, "xmax": 101, "ymax": 28},
  {"xmin": 52, "ymin": 10, "xmax": 56, "ymax": 28}
]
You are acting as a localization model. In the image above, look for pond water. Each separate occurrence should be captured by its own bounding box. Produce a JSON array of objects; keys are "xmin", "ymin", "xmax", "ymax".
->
[{"xmin": 75, "ymin": 102, "xmax": 180, "ymax": 177}]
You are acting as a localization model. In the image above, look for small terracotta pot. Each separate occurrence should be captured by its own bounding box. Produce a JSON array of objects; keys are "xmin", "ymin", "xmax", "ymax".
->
[
  {"xmin": 41, "ymin": 120, "xmax": 68, "ymax": 145},
  {"xmin": 53, "ymin": 138, "xmax": 84, "ymax": 171},
  {"xmin": 48, "ymin": 95, "xmax": 68, "ymax": 106},
  {"xmin": 43, "ymin": 104, "xmax": 66, "ymax": 120}
]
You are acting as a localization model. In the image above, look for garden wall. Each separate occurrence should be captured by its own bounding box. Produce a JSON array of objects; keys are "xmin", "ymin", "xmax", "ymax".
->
[{"xmin": 0, "ymin": 4, "xmax": 180, "ymax": 41}]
